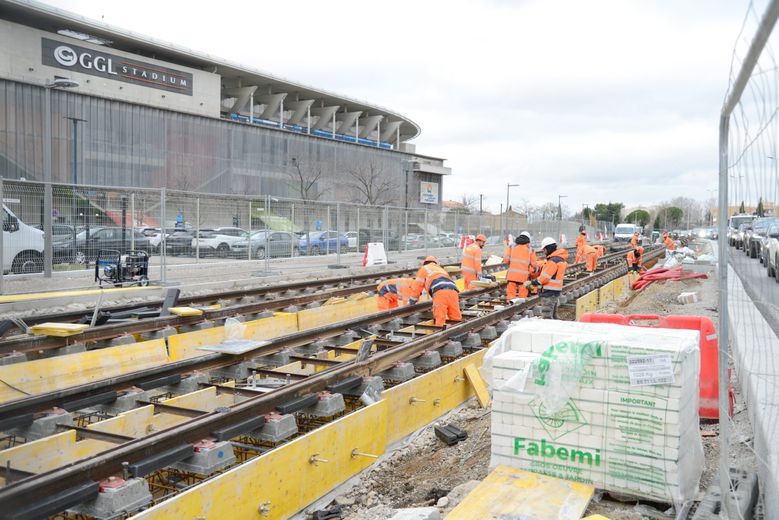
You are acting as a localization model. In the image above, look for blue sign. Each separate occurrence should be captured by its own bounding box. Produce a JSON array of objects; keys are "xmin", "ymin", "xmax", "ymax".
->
[{"xmin": 315, "ymin": 219, "xmax": 322, "ymax": 231}]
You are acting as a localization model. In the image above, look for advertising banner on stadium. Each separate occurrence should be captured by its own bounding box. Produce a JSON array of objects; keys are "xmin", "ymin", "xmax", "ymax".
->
[{"xmin": 420, "ymin": 181, "xmax": 439, "ymax": 204}]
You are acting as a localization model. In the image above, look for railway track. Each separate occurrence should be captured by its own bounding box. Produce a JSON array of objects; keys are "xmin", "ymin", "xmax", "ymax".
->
[
  {"xmin": 0, "ymin": 244, "xmax": 630, "ymax": 358},
  {"xmin": 0, "ymin": 245, "xmax": 661, "ymax": 519}
]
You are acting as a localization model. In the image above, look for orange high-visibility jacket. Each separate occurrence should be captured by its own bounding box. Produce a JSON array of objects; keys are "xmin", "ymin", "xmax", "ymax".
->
[
  {"xmin": 538, "ymin": 248, "xmax": 569, "ymax": 293},
  {"xmin": 411, "ymin": 264, "xmax": 458, "ymax": 299},
  {"xmin": 630, "ymin": 235, "xmax": 639, "ymax": 247},
  {"xmin": 626, "ymin": 249, "xmax": 643, "ymax": 267},
  {"xmin": 503, "ymin": 244, "xmax": 538, "ymax": 283},
  {"xmin": 664, "ymin": 236, "xmax": 676, "ymax": 251},
  {"xmin": 461, "ymin": 243, "xmax": 483, "ymax": 277},
  {"xmin": 377, "ymin": 278, "xmax": 414, "ymax": 301},
  {"xmin": 575, "ymin": 234, "xmax": 587, "ymax": 261}
]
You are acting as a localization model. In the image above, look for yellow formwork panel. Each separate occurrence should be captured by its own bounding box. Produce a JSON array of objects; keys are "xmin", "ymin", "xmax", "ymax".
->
[
  {"xmin": 167, "ymin": 327, "xmax": 225, "ymax": 362},
  {"xmin": 87, "ymin": 405, "xmax": 187, "ymax": 437},
  {"xmin": 464, "ymin": 363, "xmax": 491, "ymax": 408},
  {"xmin": 297, "ymin": 297, "xmax": 378, "ymax": 330},
  {"xmin": 134, "ymin": 400, "xmax": 388, "ymax": 520},
  {"xmin": 446, "ymin": 465, "xmax": 593, "ymax": 519},
  {"xmin": 244, "ymin": 313, "xmax": 298, "ymax": 341},
  {"xmin": 434, "ymin": 350, "xmax": 486, "ymax": 414},
  {"xmin": 0, "ymin": 339, "xmax": 169, "ymax": 404},
  {"xmin": 575, "ymin": 289, "xmax": 600, "ymax": 320},
  {"xmin": 0, "ymin": 431, "xmax": 78, "ymax": 475},
  {"xmin": 0, "ymin": 285, "xmax": 154, "ymax": 304}
]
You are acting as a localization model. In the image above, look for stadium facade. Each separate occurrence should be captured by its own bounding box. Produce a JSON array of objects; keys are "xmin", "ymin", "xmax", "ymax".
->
[{"xmin": 0, "ymin": 0, "xmax": 450, "ymax": 207}]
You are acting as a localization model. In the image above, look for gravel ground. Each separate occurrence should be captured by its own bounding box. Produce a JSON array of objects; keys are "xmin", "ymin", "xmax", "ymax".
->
[{"xmin": 314, "ymin": 266, "xmax": 758, "ymax": 519}]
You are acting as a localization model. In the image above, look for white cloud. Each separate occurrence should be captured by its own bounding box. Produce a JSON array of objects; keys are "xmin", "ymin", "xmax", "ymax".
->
[{"xmin": 47, "ymin": 0, "xmax": 747, "ymax": 212}]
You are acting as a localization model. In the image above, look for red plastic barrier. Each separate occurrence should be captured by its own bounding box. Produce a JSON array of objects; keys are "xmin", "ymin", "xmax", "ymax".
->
[{"xmin": 580, "ymin": 313, "xmax": 733, "ymax": 420}]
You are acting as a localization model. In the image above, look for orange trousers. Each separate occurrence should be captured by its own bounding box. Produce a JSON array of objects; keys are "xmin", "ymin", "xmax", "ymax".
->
[
  {"xmin": 377, "ymin": 294, "xmax": 399, "ymax": 311},
  {"xmin": 462, "ymin": 272, "xmax": 477, "ymax": 290},
  {"xmin": 506, "ymin": 280, "xmax": 529, "ymax": 299},
  {"xmin": 585, "ymin": 254, "xmax": 597, "ymax": 272},
  {"xmin": 432, "ymin": 289, "xmax": 462, "ymax": 326}
]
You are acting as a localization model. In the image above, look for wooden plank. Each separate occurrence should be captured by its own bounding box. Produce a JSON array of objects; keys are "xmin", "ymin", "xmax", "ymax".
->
[{"xmin": 464, "ymin": 363, "xmax": 491, "ymax": 408}]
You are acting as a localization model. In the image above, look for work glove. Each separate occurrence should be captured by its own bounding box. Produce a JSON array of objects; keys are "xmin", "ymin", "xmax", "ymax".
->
[
  {"xmin": 522, "ymin": 280, "xmax": 533, "ymax": 288},
  {"xmin": 408, "ymin": 298, "xmax": 418, "ymax": 305},
  {"xmin": 487, "ymin": 275, "xmax": 496, "ymax": 282}
]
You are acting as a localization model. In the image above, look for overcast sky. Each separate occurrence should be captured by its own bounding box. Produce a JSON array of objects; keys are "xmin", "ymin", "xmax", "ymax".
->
[{"xmin": 48, "ymin": 0, "xmax": 749, "ymax": 213}]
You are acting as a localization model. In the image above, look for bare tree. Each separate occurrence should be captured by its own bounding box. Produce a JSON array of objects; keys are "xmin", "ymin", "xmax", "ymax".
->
[
  {"xmin": 459, "ymin": 194, "xmax": 480, "ymax": 213},
  {"xmin": 287, "ymin": 158, "xmax": 326, "ymax": 201},
  {"xmin": 346, "ymin": 160, "xmax": 398, "ymax": 206}
]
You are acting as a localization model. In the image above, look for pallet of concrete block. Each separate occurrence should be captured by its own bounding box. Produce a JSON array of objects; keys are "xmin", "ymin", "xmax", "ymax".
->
[{"xmin": 485, "ymin": 318, "xmax": 704, "ymax": 509}]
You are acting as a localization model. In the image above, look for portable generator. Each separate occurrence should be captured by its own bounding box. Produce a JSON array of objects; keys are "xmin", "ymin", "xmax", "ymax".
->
[{"xmin": 95, "ymin": 249, "xmax": 150, "ymax": 287}]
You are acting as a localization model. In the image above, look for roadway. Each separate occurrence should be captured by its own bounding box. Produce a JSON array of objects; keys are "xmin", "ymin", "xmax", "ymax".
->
[{"xmin": 729, "ymin": 245, "xmax": 779, "ymax": 336}]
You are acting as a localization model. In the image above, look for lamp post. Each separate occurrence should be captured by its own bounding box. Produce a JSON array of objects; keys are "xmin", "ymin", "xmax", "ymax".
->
[
  {"xmin": 557, "ymin": 194, "xmax": 568, "ymax": 243},
  {"xmin": 65, "ymin": 116, "xmax": 87, "ymax": 250},
  {"xmin": 505, "ymin": 183, "xmax": 519, "ymax": 243},
  {"xmin": 401, "ymin": 159, "xmax": 416, "ymax": 209},
  {"xmin": 43, "ymin": 77, "xmax": 79, "ymax": 277}
]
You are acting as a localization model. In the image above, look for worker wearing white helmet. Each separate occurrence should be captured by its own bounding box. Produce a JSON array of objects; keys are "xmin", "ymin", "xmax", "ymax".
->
[
  {"xmin": 525, "ymin": 237, "xmax": 569, "ymax": 317},
  {"xmin": 503, "ymin": 231, "xmax": 538, "ymax": 300}
]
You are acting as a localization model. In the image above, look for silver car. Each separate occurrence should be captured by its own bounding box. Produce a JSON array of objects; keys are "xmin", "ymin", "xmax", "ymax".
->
[{"xmin": 231, "ymin": 230, "xmax": 299, "ymax": 259}]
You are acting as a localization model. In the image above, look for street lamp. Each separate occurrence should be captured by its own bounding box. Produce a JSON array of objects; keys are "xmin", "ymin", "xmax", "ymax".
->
[
  {"xmin": 401, "ymin": 159, "xmax": 417, "ymax": 209},
  {"xmin": 43, "ymin": 77, "xmax": 79, "ymax": 278},
  {"xmin": 505, "ymin": 183, "xmax": 519, "ymax": 242},
  {"xmin": 65, "ymin": 116, "xmax": 88, "ymax": 250}
]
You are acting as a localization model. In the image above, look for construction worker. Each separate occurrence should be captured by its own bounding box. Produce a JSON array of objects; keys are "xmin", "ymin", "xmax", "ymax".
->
[
  {"xmin": 376, "ymin": 278, "xmax": 414, "ymax": 310},
  {"xmin": 581, "ymin": 244, "xmax": 599, "ymax": 273},
  {"xmin": 503, "ymin": 231, "xmax": 538, "ymax": 300},
  {"xmin": 575, "ymin": 225, "xmax": 587, "ymax": 263},
  {"xmin": 627, "ymin": 246, "xmax": 644, "ymax": 272},
  {"xmin": 461, "ymin": 234, "xmax": 486, "ymax": 289},
  {"xmin": 409, "ymin": 256, "xmax": 462, "ymax": 327},
  {"xmin": 525, "ymin": 237, "xmax": 569, "ymax": 317},
  {"xmin": 630, "ymin": 231, "xmax": 640, "ymax": 248},
  {"xmin": 663, "ymin": 232, "xmax": 676, "ymax": 251}
]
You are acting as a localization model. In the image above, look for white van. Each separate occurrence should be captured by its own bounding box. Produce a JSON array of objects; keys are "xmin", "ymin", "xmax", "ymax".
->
[
  {"xmin": 2, "ymin": 204, "xmax": 44, "ymax": 273},
  {"xmin": 614, "ymin": 223, "xmax": 639, "ymax": 242}
]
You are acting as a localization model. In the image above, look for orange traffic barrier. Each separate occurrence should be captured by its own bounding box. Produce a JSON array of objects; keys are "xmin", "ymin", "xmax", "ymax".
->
[{"xmin": 579, "ymin": 313, "xmax": 733, "ymax": 420}]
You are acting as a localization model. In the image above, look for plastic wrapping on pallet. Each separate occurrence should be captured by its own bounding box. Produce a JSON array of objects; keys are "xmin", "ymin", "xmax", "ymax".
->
[{"xmin": 485, "ymin": 319, "xmax": 703, "ymax": 509}]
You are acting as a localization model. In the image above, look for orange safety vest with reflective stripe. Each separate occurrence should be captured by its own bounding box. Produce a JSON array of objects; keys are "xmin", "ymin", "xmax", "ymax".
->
[
  {"xmin": 538, "ymin": 248, "xmax": 569, "ymax": 293},
  {"xmin": 575, "ymin": 234, "xmax": 587, "ymax": 260},
  {"xmin": 411, "ymin": 264, "xmax": 458, "ymax": 299},
  {"xmin": 626, "ymin": 250, "xmax": 643, "ymax": 267},
  {"xmin": 377, "ymin": 278, "xmax": 414, "ymax": 300},
  {"xmin": 461, "ymin": 243, "xmax": 483, "ymax": 277},
  {"xmin": 664, "ymin": 237, "xmax": 676, "ymax": 251},
  {"xmin": 503, "ymin": 244, "xmax": 538, "ymax": 283}
]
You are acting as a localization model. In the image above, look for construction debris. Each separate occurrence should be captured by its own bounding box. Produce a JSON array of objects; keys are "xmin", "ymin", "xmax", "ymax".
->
[{"xmin": 677, "ymin": 291, "xmax": 700, "ymax": 304}]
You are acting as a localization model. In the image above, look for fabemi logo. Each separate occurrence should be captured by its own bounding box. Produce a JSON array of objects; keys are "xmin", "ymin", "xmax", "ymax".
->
[
  {"xmin": 533, "ymin": 340, "xmax": 603, "ymax": 386},
  {"xmin": 42, "ymin": 38, "xmax": 194, "ymax": 96},
  {"xmin": 514, "ymin": 437, "xmax": 601, "ymax": 466}
]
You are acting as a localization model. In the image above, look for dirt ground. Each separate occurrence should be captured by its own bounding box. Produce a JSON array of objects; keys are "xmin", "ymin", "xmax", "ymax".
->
[{"xmin": 317, "ymin": 265, "xmax": 758, "ymax": 519}]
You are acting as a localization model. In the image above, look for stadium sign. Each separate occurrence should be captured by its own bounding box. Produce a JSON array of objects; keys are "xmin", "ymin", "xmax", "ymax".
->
[
  {"xmin": 42, "ymin": 38, "xmax": 193, "ymax": 96},
  {"xmin": 420, "ymin": 181, "xmax": 439, "ymax": 204}
]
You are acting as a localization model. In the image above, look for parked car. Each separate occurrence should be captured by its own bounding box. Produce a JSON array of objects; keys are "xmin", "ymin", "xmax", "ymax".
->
[
  {"xmin": 728, "ymin": 214, "xmax": 755, "ymax": 246},
  {"xmin": 3, "ymin": 204, "xmax": 44, "ymax": 273},
  {"xmin": 402, "ymin": 233, "xmax": 424, "ymax": 250},
  {"xmin": 735, "ymin": 223, "xmax": 750, "ymax": 250},
  {"xmin": 53, "ymin": 226, "xmax": 152, "ymax": 264},
  {"xmin": 756, "ymin": 218, "xmax": 779, "ymax": 264},
  {"xmin": 232, "ymin": 230, "xmax": 299, "ymax": 259},
  {"xmin": 33, "ymin": 223, "xmax": 75, "ymax": 238},
  {"xmin": 358, "ymin": 229, "xmax": 400, "ymax": 252},
  {"xmin": 298, "ymin": 231, "xmax": 348, "ymax": 255},
  {"xmin": 139, "ymin": 227, "xmax": 164, "ymax": 252},
  {"xmin": 765, "ymin": 224, "xmax": 779, "ymax": 282},
  {"xmin": 165, "ymin": 229, "xmax": 195, "ymax": 256},
  {"xmin": 345, "ymin": 231, "xmax": 358, "ymax": 251},
  {"xmin": 191, "ymin": 227, "xmax": 248, "ymax": 257},
  {"xmin": 614, "ymin": 223, "xmax": 639, "ymax": 242}
]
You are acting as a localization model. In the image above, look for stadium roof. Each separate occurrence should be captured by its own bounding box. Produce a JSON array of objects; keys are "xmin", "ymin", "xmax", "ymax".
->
[{"xmin": 0, "ymin": 0, "xmax": 421, "ymax": 144}]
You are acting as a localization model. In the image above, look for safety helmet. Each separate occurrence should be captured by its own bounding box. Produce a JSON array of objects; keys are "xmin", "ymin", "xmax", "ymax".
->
[
  {"xmin": 662, "ymin": 232, "xmax": 668, "ymax": 238},
  {"xmin": 475, "ymin": 233, "xmax": 487, "ymax": 242},
  {"xmin": 636, "ymin": 246, "xmax": 644, "ymax": 254},
  {"xmin": 520, "ymin": 231, "xmax": 531, "ymax": 239},
  {"xmin": 423, "ymin": 256, "xmax": 439, "ymax": 265},
  {"xmin": 634, "ymin": 231, "xmax": 639, "ymax": 235},
  {"xmin": 578, "ymin": 225, "xmax": 586, "ymax": 233},
  {"xmin": 540, "ymin": 237, "xmax": 557, "ymax": 249}
]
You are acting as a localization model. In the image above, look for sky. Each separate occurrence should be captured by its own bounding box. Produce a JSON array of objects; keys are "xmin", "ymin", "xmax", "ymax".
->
[{"xmin": 46, "ymin": 0, "xmax": 750, "ymax": 214}]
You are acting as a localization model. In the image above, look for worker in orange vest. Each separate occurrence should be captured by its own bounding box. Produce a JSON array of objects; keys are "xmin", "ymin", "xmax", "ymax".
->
[
  {"xmin": 409, "ymin": 256, "xmax": 462, "ymax": 327},
  {"xmin": 581, "ymin": 244, "xmax": 599, "ymax": 273},
  {"xmin": 630, "ymin": 231, "xmax": 640, "ymax": 248},
  {"xmin": 376, "ymin": 278, "xmax": 415, "ymax": 310},
  {"xmin": 627, "ymin": 246, "xmax": 644, "ymax": 272},
  {"xmin": 575, "ymin": 225, "xmax": 587, "ymax": 263},
  {"xmin": 503, "ymin": 231, "xmax": 538, "ymax": 300},
  {"xmin": 663, "ymin": 232, "xmax": 676, "ymax": 251},
  {"xmin": 461, "ymin": 234, "xmax": 486, "ymax": 289},
  {"xmin": 525, "ymin": 238, "xmax": 569, "ymax": 317}
]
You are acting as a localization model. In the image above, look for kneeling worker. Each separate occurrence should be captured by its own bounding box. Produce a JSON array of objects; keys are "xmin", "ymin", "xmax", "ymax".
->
[
  {"xmin": 461, "ymin": 233, "xmax": 486, "ymax": 289},
  {"xmin": 525, "ymin": 237, "xmax": 569, "ymax": 316},
  {"xmin": 503, "ymin": 231, "xmax": 538, "ymax": 299},
  {"xmin": 409, "ymin": 256, "xmax": 462, "ymax": 327},
  {"xmin": 377, "ymin": 278, "xmax": 414, "ymax": 310},
  {"xmin": 627, "ymin": 246, "xmax": 644, "ymax": 272},
  {"xmin": 581, "ymin": 244, "xmax": 598, "ymax": 273}
]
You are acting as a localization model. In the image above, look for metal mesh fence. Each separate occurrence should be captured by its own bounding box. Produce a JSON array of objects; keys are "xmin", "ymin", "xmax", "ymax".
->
[
  {"xmin": 719, "ymin": 1, "xmax": 779, "ymax": 517},
  {"xmin": 1, "ymin": 178, "xmax": 609, "ymax": 293}
]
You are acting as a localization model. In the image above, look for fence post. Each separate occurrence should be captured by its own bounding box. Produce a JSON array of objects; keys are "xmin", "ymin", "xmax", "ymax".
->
[
  {"xmin": 326, "ymin": 205, "xmax": 331, "ymax": 255},
  {"xmin": 336, "ymin": 202, "xmax": 341, "ymax": 265},
  {"xmin": 0, "ymin": 178, "xmax": 4, "ymax": 295},
  {"xmin": 424, "ymin": 209, "xmax": 429, "ymax": 258},
  {"xmin": 160, "ymin": 188, "xmax": 167, "ymax": 284},
  {"xmin": 356, "ymin": 206, "xmax": 360, "ymax": 253},
  {"xmin": 195, "ymin": 197, "xmax": 200, "ymax": 263},
  {"xmin": 290, "ymin": 203, "xmax": 295, "ymax": 258},
  {"xmin": 404, "ymin": 210, "xmax": 408, "ymax": 253},
  {"xmin": 130, "ymin": 193, "xmax": 136, "ymax": 250},
  {"xmin": 247, "ymin": 199, "xmax": 253, "ymax": 261},
  {"xmin": 265, "ymin": 195, "xmax": 270, "ymax": 273}
]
